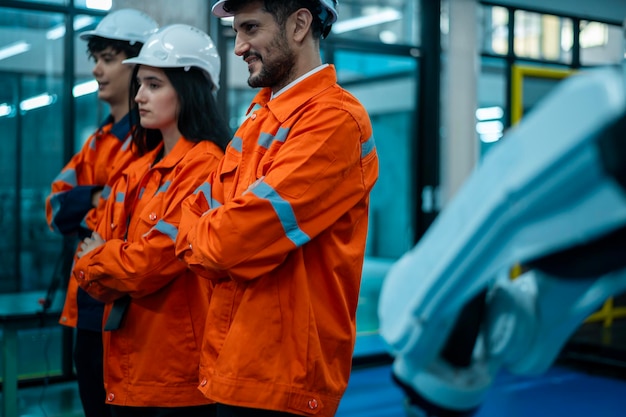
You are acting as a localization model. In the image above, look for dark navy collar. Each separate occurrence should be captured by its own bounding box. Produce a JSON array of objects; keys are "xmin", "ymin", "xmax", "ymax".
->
[{"xmin": 99, "ymin": 112, "xmax": 132, "ymax": 142}]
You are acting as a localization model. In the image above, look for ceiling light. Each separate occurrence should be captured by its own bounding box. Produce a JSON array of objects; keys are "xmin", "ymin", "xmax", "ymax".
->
[
  {"xmin": 219, "ymin": 16, "xmax": 234, "ymax": 25},
  {"xmin": 86, "ymin": 0, "xmax": 112, "ymax": 11},
  {"xmin": 73, "ymin": 80, "xmax": 99, "ymax": 97},
  {"xmin": 479, "ymin": 132, "xmax": 503, "ymax": 143},
  {"xmin": 0, "ymin": 103, "xmax": 15, "ymax": 118},
  {"xmin": 20, "ymin": 94, "xmax": 57, "ymax": 112},
  {"xmin": 476, "ymin": 106, "xmax": 504, "ymax": 121},
  {"xmin": 47, "ymin": 16, "xmax": 96, "ymax": 40},
  {"xmin": 333, "ymin": 9, "xmax": 402, "ymax": 34},
  {"xmin": 0, "ymin": 41, "xmax": 31, "ymax": 61},
  {"xmin": 379, "ymin": 30, "xmax": 398, "ymax": 44},
  {"xmin": 476, "ymin": 120, "xmax": 503, "ymax": 135}
]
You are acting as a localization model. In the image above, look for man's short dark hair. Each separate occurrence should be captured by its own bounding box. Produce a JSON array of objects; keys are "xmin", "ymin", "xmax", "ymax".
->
[
  {"xmin": 222, "ymin": 0, "xmax": 329, "ymax": 39},
  {"xmin": 87, "ymin": 37, "xmax": 143, "ymax": 59}
]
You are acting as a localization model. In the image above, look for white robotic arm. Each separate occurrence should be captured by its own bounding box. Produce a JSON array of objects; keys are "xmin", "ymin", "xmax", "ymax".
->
[{"xmin": 378, "ymin": 65, "xmax": 626, "ymax": 416}]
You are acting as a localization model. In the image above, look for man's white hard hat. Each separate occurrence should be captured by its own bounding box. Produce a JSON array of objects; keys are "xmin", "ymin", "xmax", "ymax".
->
[
  {"xmin": 80, "ymin": 8, "xmax": 158, "ymax": 45},
  {"xmin": 211, "ymin": 0, "xmax": 338, "ymax": 26}
]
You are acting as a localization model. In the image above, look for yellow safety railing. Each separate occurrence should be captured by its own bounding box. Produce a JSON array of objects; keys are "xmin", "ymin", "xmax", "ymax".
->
[{"xmin": 510, "ymin": 64, "xmax": 575, "ymax": 125}]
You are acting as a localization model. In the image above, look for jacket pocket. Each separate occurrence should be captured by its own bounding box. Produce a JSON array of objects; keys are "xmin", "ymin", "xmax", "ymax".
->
[{"xmin": 219, "ymin": 150, "xmax": 239, "ymax": 196}]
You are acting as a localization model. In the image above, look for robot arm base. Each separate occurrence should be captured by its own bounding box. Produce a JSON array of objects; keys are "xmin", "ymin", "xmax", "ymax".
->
[
  {"xmin": 392, "ymin": 354, "xmax": 493, "ymax": 415},
  {"xmin": 393, "ymin": 372, "xmax": 480, "ymax": 417}
]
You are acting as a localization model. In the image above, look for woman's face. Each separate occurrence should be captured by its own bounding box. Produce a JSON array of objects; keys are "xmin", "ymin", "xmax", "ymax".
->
[{"xmin": 134, "ymin": 66, "xmax": 179, "ymax": 133}]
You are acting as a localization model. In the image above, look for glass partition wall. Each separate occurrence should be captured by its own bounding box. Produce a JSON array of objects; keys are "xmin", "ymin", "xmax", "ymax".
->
[
  {"xmin": 478, "ymin": 2, "xmax": 624, "ymax": 158},
  {"xmin": 0, "ymin": 4, "xmax": 105, "ymax": 293},
  {"xmin": 0, "ymin": 0, "xmax": 106, "ymax": 385}
]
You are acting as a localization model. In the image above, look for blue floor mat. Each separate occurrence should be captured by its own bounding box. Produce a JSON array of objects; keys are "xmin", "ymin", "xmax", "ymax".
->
[{"xmin": 337, "ymin": 364, "xmax": 626, "ymax": 417}]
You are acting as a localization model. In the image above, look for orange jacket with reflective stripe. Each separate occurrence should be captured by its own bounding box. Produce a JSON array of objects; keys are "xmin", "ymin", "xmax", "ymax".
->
[
  {"xmin": 73, "ymin": 138, "xmax": 224, "ymax": 407},
  {"xmin": 177, "ymin": 65, "xmax": 379, "ymax": 416},
  {"xmin": 45, "ymin": 114, "xmax": 136, "ymax": 330}
]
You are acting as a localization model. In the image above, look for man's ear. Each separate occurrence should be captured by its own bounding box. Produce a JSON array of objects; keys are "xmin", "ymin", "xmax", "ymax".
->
[{"xmin": 292, "ymin": 8, "xmax": 313, "ymax": 42}]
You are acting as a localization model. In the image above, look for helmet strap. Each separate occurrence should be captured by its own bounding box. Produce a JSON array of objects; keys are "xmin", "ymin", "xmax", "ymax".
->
[{"xmin": 319, "ymin": 8, "xmax": 333, "ymax": 39}]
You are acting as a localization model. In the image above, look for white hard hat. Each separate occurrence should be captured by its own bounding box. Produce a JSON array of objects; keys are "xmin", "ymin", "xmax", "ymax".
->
[
  {"xmin": 123, "ymin": 24, "xmax": 221, "ymax": 90},
  {"xmin": 80, "ymin": 8, "xmax": 159, "ymax": 45},
  {"xmin": 212, "ymin": 0, "xmax": 338, "ymax": 25}
]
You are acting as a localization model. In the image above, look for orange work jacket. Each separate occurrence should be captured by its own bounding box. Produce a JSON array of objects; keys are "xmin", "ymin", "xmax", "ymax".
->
[
  {"xmin": 176, "ymin": 65, "xmax": 379, "ymax": 416},
  {"xmin": 73, "ymin": 138, "xmax": 224, "ymax": 407},
  {"xmin": 46, "ymin": 114, "xmax": 136, "ymax": 330}
]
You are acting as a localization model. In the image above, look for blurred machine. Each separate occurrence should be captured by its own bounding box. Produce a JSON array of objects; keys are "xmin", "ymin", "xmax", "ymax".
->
[{"xmin": 378, "ymin": 63, "xmax": 626, "ymax": 416}]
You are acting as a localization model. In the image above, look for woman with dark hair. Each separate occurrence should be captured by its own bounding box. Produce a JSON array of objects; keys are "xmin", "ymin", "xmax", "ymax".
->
[
  {"xmin": 71, "ymin": 24, "xmax": 230, "ymax": 417},
  {"xmin": 128, "ymin": 59, "xmax": 231, "ymax": 156}
]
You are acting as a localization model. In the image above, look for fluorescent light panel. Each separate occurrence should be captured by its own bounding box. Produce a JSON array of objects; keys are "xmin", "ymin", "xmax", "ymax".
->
[
  {"xmin": 476, "ymin": 120, "xmax": 503, "ymax": 135},
  {"xmin": 480, "ymin": 132, "xmax": 503, "ymax": 143},
  {"xmin": 0, "ymin": 41, "xmax": 31, "ymax": 61},
  {"xmin": 86, "ymin": 0, "xmax": 112, "ymax": 11},
  {"xmin": 20, "ymin": 94, "xmax": 56, "ymax": 112},
  {"xmin": 47, "ymin": 16, "xmax": 96, "ymax": 40},
  {"xmin": 73, "ymin": 80, "xmax": 99, "ymax": 97},
  {"xmin": 0, "ymin": 103, "xmax": 14, "ymax": 117},
  {"xmin": 332, "ymin": 9, "xmax": 402, "ymax": 34},
  {"xmin": 1, "ymin": 79, "xmax": 97, "ymax": 118},
  {"xmin": 217, "ymin": 8, "xmax": 403, "ymax": 34},
  {"xmin": 476, "ymin": 106, "xmax": 504, "ymax": 121}
]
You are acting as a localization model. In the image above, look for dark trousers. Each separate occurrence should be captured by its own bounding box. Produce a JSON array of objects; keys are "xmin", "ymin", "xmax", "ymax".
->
[
  {"xmin": 216, "ymin": 404, "xmax": 299, "ymax": 417},
  {"xmin": 74, "ymin": 328, "xmax": 111, "ymax": 417},
  {"xmin": 111, "ymin": 404, "xmax": 217, "ymax": 417}
]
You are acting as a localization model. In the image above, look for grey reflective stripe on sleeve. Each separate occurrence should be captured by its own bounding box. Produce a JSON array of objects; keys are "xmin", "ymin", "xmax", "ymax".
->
[
  {"xmin": 101, "ymin": 185, "xmax": 111, "ymax": 201},
  {"xmin": 250, "ymin": 181, "xmax": 310, "ymax": 247},
  {"xmin": 155, "ymin": 180, "xmax": 171, "ymax": 196},
  {"xmin": 49, "ymin": 168, "xmax": 78, "ymax": 220},
  {"xmin": 230, "ymin": 137, "xmax": 243, "ymax": 152},
  {"xmin": 121, "ymin": 136, "xmax": 132, "ymax": 151},
  {"xmin": 194, "ymin": 182, "xmax": 222, "ymax": 209},
  {"xmin": 258, "ymin": 127, "xmax": 290, "ymax": 149},
  {"xmin": 147, "ymin": 219, "xmax": 178, "ymax": 242},
  {"xmin": 258, "ymin": 132, "xmax": 274, "ymax": 149},
  {"xmin": 54, "ymin": 168, "xmax": 77, "ymax": 187},
  {"xmin": 274, "ymin": 127, "xmax": 290, "ymax": 143},
  {"xmin": 361, "ymin": 135, "xmax": 376, "ymax": 158},
  {"xmin": 116, "ymin": 191, "xmax": 125, "ymax": 203}
]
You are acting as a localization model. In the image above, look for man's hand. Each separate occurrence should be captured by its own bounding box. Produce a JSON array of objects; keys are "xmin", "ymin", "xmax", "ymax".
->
[
  {"xmin": 91, "ymin": 189, "xmax": 103, "ymax": 208},
  {"xmin": 77, "ymin": 231, "xmax": 105, "ymax": 258}
]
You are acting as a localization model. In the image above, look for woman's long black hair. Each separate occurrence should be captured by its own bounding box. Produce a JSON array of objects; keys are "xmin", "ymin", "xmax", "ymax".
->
[{"xmin": 128, "ymin": 65, "xmax": 232, "ymax": 155}]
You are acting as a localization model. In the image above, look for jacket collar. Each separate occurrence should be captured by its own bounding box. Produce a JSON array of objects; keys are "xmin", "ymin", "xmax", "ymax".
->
[
  {"xmin": 246, "ymin": 65, "xmax": 337, "ymax": 123},
  {"xmin": 152, "ymin": 137, "xmax": 196, "ymax": 169},
  {"xmin": 99, "ymin": 112, "xmax": 132, "ymax": 142}
]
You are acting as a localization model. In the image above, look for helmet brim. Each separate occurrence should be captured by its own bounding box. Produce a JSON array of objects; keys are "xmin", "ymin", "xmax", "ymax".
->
[
  {"xmin": 79, "ymin": 30, "xmax": 147, "ymax": 44},
  {"xmin": 122, "ymin": 56, "xmax": 153, "ymax": 66},
  {"xmin": 211, "ymin": 1, "xmax": 232, "ymax": 18},
  {"xmin": 122, "ymin": 56, "xmax": 220, "ymax": 91},
  {"xmin": 79, "ymin": 29, "xmax": 104, "ymax": 41},
  {"xmin": 212, "ymin": 0, "xmax": 337, "ymax": 23}
]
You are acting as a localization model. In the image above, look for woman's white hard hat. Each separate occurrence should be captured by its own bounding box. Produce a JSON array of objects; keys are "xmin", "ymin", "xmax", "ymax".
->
[{"xmin": 122, "ymin": 24, "xmax": 221, "ymax": 91}]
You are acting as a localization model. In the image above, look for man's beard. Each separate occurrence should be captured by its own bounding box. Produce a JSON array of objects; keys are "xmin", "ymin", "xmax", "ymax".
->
[{"xmin": 247, "ymin": 32, "xmax": 296, "ymax": 90}]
